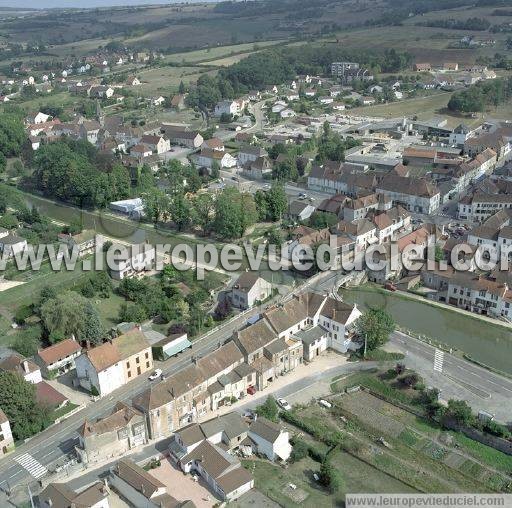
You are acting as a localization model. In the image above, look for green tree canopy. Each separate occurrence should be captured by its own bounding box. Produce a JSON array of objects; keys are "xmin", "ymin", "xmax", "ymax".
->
[{"xmin": 355, "ymin": 308, "xmax": 395, "ymax": 352}]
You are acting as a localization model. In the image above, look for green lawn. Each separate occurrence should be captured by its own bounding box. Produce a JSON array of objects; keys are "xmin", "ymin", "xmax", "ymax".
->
[{"xmin": 0, "ymin": 257, "xmax": 94, "ymax": 311}]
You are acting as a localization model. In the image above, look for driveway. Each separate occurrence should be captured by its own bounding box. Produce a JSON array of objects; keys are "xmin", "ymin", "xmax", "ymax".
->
[{"xmin": 149, "ymin": 458, "xmax": 220, "ymax": 507}]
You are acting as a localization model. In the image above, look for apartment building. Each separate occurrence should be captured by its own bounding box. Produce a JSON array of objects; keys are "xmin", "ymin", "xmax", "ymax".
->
[
  {"xmin": 77, "ymin": 402, "xmax": 147, "ymax": 464},
  {"xmin": 376, "ymin": 175, "xmax": 440, "ymax": 214}
]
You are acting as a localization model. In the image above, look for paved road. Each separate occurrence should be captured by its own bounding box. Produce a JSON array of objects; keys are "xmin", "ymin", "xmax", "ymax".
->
[
  {"xmin": 0, "ymin": 271, "xmax": 338, "ymax": 498},
  {"xmin": 3, "ymin": 268, "xmax": 512, "ymax": 501},
  {"xmin": 390, "ymin": 331, "xmax": 512, "ymax": 423}
]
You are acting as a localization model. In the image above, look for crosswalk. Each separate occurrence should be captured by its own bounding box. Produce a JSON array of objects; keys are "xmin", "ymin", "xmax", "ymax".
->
[
  {"xmin": 14, "ymin": 453, "xmax": 48, "ymax": 479},
  {"xmin": 434, "ymin": 349, "xmax": 444, "ymax": 373}
]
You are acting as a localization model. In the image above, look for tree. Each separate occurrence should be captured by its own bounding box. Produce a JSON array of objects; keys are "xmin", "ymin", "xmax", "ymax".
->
[
  {"xmin": 400, "ymin": 372, "xmax": 420, "ymax": 387},
  {"xmin": 213, "ymin": 187, "xmax": 257, "ymax": 239},
  {"xmin": 0, "ymin": 371, "xmax": 51, "ymax": 440},
  {"xmin": 0, "ymin": 113, "xmax": 26, "ymax": 157},
  {"xmin": 319, "ymin": 456, "xmax": 343, "ymax": 493},
  {"xmin": 214, "ymin": 298, "xmax": 232, "ymax": 320},
  {"xmin": 142, "ymin": 188, "xmax": 170, "ymax": 224},
  {"xmin": 13, "ymin": 324, "xmax": 43, "ymax": 357},
  {"xmin": 440, "ymin": 399, "xmax": 474, "ymax": 428},
  {"xmin": 355, "ymin": 308, "xmax": 395, "ymax": 353},
  {"xmin": 255, "ymin": 396, "xmax": 279, "ymax": 422},
  {"xmin": 290, "ymin": 439, "xmax": 309, "ymax": 463},
  {"xmin": 211, "ymin": 160, "xmax": 220, "ymax": 180},
  {"xmin": 83, "ymin": 301, "xmax": 104, "ymax": 345},
  {"xmin": 193, "ymin": 193, "xmax": 215, "ymax": 234},
  {"xmin": 265, "ymin": 183, "xmax": 287, "ymax": 221},
  {"xmin": 170, "ymin": 193, "xmax": 193, "ymax": 231},
  {"xmin": 40, "ymin": 291, "xmax": 102, "ymax": 343},
  {"xmin": 308, "ymin": 211, "xmax": 337, "ymax": 229},
  {"xmin": 178, "ymin": 80, "xmax": 186, "ymax": 94},
  {"xmin": 118, "ymin": 302, "xmax": 148, "ymax": 323}
]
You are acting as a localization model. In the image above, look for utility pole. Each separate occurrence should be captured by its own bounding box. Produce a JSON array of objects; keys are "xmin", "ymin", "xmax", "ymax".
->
[{"xmin": 364, "ymin": 333, "xmax": 368, "ymax": 359}]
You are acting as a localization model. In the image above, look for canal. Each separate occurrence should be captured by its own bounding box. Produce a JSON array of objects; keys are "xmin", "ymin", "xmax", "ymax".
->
[
  {"xmin": 341, "ymin": 287, "xmax": 512, "ymax": 375},
  {"xmin": 19, "ymin": 191, "xmax": 300, "ymax": 286}
]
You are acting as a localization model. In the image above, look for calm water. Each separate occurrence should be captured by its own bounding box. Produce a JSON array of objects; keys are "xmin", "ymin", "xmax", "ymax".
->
[{"xmin": 341, "ymin": 288, "xmax": 512, "ymax": 375}]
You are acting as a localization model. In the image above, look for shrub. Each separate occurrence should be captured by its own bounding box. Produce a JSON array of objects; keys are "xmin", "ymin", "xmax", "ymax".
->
[
  {"xmin": 14, "ymin": 305, "xmax": 33, "ymax": 325},
  {"xmin": 290, "ymin": 439, "xmax": 309, "ymax": 463}
]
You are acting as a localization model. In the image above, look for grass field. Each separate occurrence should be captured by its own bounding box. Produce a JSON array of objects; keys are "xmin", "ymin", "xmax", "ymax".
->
[
  {"xmin": 136, "ymin": 66, "xmax": 211, "ymax": 96},
  {"xmin": 349, "ymin": 92, "xmax": 485, "ymax": 129}
]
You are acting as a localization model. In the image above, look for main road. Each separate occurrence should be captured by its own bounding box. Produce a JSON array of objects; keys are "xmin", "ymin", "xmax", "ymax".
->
[
  {"xmin": 2, "ymin": 269, "xmax": 512, "ymax": 502},
  {"xmin": 0, "ymin": 270, "xmax": 338, "ymax": 498}
]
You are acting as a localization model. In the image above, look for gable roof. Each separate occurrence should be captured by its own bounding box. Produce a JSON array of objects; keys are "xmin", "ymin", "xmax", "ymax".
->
[
  {"xmin": 36, "ymin": 339, "xmax": 81, "ymax": 366},
  {"xmin": 114, "ymin": 458, "xmax": 165, "ymax": 499},
  {"xmin": 235, "ymin": 319, "xmax": 276, "ymax": 356},
  {"xmin": 80, "ymin": 402, "xmax": 143, "ymax": 438}
]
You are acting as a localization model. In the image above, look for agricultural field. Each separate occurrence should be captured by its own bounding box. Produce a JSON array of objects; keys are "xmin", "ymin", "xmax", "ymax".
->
[
  {"xmin": 165, "ymin": 40, "xmax": 286, "ymax": 65},
  {"xmin": 248, "ymin": 381, "xmax": 512, "ymax": 508},
  {"xmin": 135, "ymin": 66, "xmax": 212, "ymax": 96}
]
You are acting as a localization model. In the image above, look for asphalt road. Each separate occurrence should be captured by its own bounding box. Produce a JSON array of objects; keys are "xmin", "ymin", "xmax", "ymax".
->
[
  {"xmin": 390, "ymin": 331, "xmax": 512, "ymax": 423},
  {"xmin": 3, "ymin": 269, "xmax": 512, "ymax": 501},
  {"xmin": 0, "ymin": 271, "xmax": 338, "ymax": 498}
]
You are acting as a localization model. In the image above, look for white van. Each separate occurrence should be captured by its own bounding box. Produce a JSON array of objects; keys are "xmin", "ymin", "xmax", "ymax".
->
[{"xmin": 318, "ymin": 399, "xmax": 332, "ymax": 409}]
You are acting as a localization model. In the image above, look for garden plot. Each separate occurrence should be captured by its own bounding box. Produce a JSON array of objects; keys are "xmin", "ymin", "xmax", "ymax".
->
[{"xmin": 339, "ymin": 392, "xmax": 406, "ymax": 438}]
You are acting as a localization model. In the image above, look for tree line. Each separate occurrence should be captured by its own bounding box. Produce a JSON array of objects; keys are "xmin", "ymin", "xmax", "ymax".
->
[
  {"xmin": 187, "ymin": 46, "xmax": 412, "ymax": 110},
  {"xmin": 447, "ymin": 77, "xmax": 512, "ymax": 113}
]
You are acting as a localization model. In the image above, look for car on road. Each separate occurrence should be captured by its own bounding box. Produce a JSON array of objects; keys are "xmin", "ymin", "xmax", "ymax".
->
[
  {"xmin": 298, "ymin": 192, "xmax": 308, "ymax": 199},
  {"xmin": 148, "ymin": 369, "xmax": 162, "ymax": 381},
  {"xmin": 277, "ymin": 397, "xmax": 292, "ymax": 410}
]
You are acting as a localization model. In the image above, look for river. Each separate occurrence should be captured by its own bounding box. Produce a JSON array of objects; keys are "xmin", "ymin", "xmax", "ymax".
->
[{"xmin": 341, "ymin": 287, "xmax": 512, "ymax": 375}]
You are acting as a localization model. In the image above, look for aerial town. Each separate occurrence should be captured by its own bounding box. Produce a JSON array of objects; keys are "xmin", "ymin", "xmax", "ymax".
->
[{"xmin": 0, "ymin": 0, "xmax": 511, "ymax": 507}]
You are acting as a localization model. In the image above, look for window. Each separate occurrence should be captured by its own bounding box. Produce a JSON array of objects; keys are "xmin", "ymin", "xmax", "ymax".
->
[
  {"xmin": 137, "ymin": 366, "xmax": 141, "ymax": 375},
  {"xmin": 126, "ymin": 361, "xmax": 130, "ymax": 368},
  {"xmin": 127, "ymin": 371, "xmax": 131, "ymax": 378},
  {"xmin": 145, "ymin": 352, "xmax": 149, "ymax": 359},
  {"xmin": 146, "ymin": 362, "xmax": 150, "ymax": 368},
  {"xmin": 136, "ymin": 357, "xmax": 140, "ymax": 364},
  {"xmin": 117, "ymin": 428, "xmax": 128, "ymax": 440}
]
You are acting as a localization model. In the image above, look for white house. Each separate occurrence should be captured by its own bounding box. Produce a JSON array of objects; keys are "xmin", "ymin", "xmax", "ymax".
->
[
  {"xmin": 109, "ymin": 243, "xmax": 156, "ymax": 280},
  {"xmin": 26, "ymin": 111, "xmax": 50, "ymax": 125},
  {"xmin": 192, "ymin": 149, "xmax": 237, "ymax": 169},
  {"xmin": 248, "ymin": 417, "xmax": 291, "ymax": 462},
  {"xmin": 39, "ymin": 482, "xmax": 110, "ymax": 508},
  {"xmin": 34, "ymin": 338, "xmax": 82, "ymax": 379},
  {"xmin": 232, "ymin": 272, "xmax": 272, "ymax": 309},
  {"xmin": 140, "ymin": 134, "xmax": 170, "ymax": 154},
  {"xmin": 75, "ymin": 329, "xmax": 153, "ymax": 396},
  {"xmin": 214, "ymin": 99, "xmax": 246, "ymax": 117},
  {"xmin": 238, "ymin": 146, "xmax": 268, "ymax": 166},
  {"xmin": 0, "ymin": 354, "xmax": 42, "ymax": 384},
  {"xmin": 0, "ymin": 234, "xmax": 27, "ymax": 258}
]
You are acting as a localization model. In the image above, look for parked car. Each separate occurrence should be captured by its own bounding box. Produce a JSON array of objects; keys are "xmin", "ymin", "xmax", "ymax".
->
[
  {"xmin": 318, "ymin": 399, "xmax": 332, "ymax": 409},
  {"xmin": 148, "ymin": 369, "xmax": 162, "ymax": 381},
  {"xmin": 277, "ymin": 398, "xmax": 292, "ymax": 410}
]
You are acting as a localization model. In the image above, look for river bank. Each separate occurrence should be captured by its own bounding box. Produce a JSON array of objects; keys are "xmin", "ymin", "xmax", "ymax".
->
[{"xmin": 341, "ymin": 285, "xmax": 512, "ymax": 376}]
